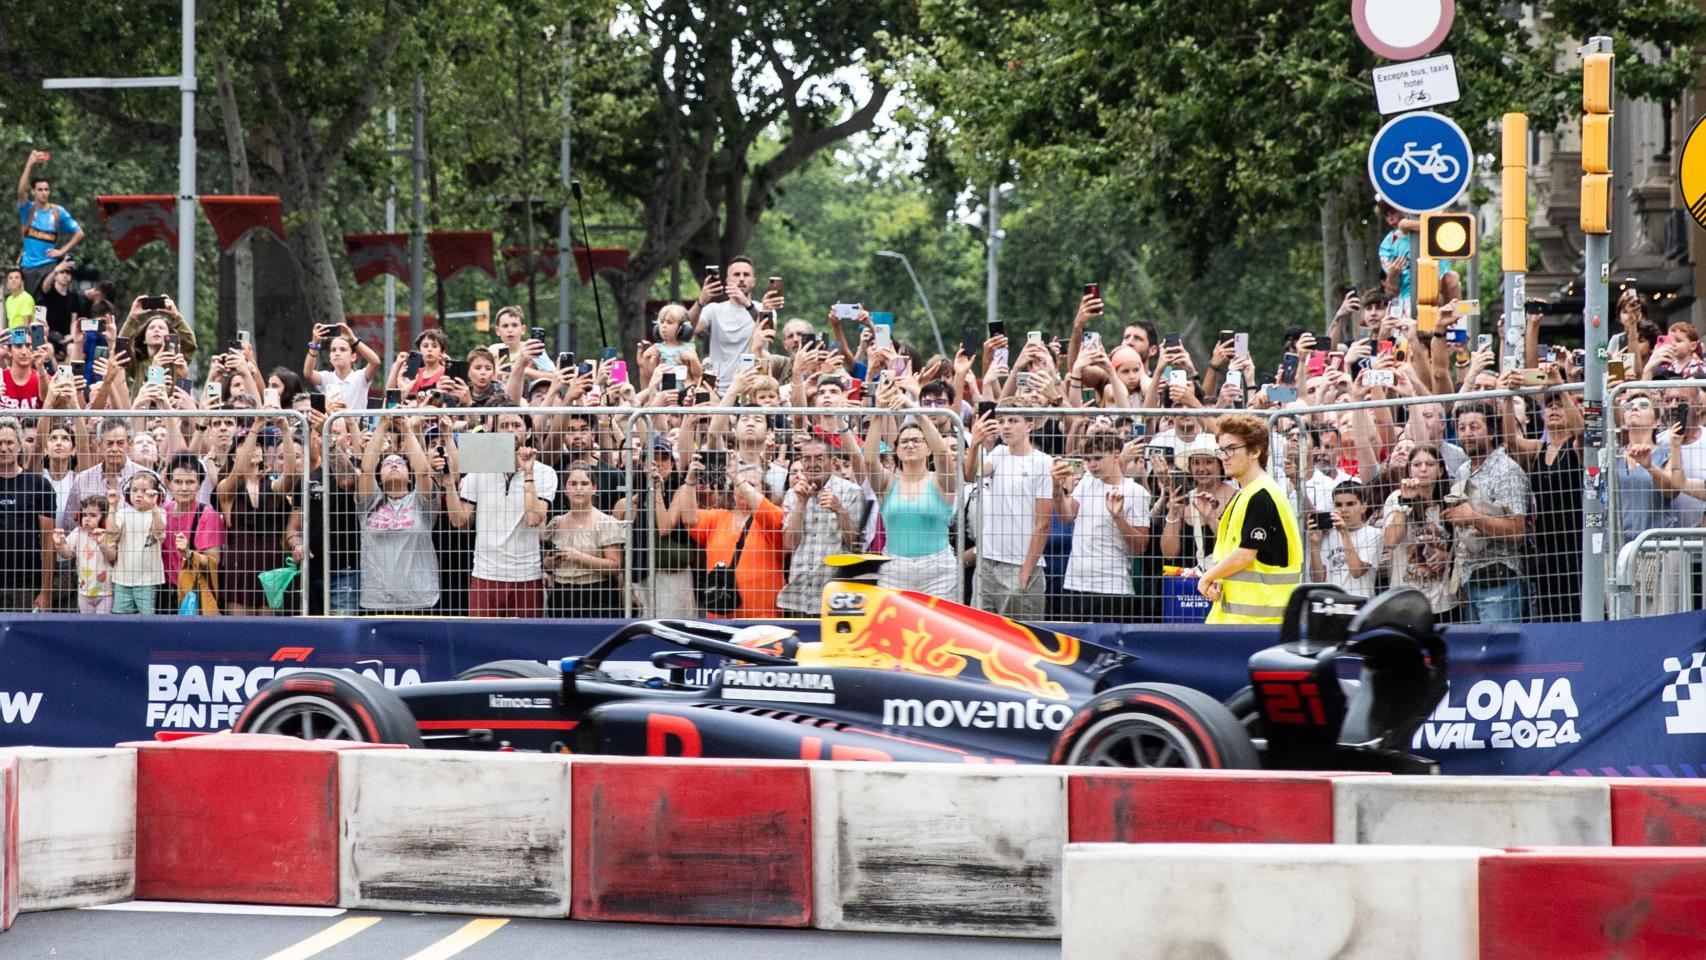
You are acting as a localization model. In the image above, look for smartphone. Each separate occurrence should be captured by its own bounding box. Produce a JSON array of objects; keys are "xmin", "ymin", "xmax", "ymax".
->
[
  {"xmin": 206, "ymin": 380, "xmax": 223, "ymax": 402},
  {"xmin": 739, "ymin": 352, "xmax": 757, "ymax": 370},
  {"xmin": 1658, "ymin": 335, "xmax": 1674, "ymax": 350},
  {"xmin": 1217, "ymin": 330, "xmax": 1235, "ymax": 347},
  {"xmin": 32, "ymin": 306, "xmax": 47, "ymax": 324},
  {"xmin": 1608, "ymin": 358, "xmax": 1628, "ymax": 379},
  {"xmin": 1306, "ymin": 350, "xmax": 1326, "ymax": 376},
  {"xmin": 140, "ymin": 295, "xmax": 167, "ymax": 311},
  {"xmin": 1066, "ymin": 458, "xmax": 1085, "ymax": 477},
  {"xmin": 873, "ymin": 324, "xmax": 893, "ymax": 350},
  {"xmin": 1234, "ymin": 332, "xmax": 1249, "ymax": 360},
  {"xmin": 93, "ymin": 345, "xmax": 110, "ymax": 364},
  {"xmin": 1520, "ymin": 368, "xmax": 1547, "ymax": 385},
  {"xmin": 993, "ymin": 347, "xmax": 1009, "ymax": 368},
  {"xmin": 1311, "ymin": 511, "xmax": 1334, "ymax": 532},
  {"xmin": 28, "ymin": 325, "xmax": 44, "ymax": 348},
  {"xmin": 767, "ymin": 276, "xmax": 783, "ymax": 297},
  {"xmin": 1227, "ymin": 369, "xmax": 1245, "ymax": 392},
  {"xmin": 528, "ymin": 326, "xmax": 546, "ymax": 344},
  {"xmin": 832, "ymin": 303, "xmax": 858, "ymax": 320},
  {"xmin": 1366, "ymin": 369, "xmax": 1396, "ymax": 387},
  {"xmin": 1476, "ymin": 333, "xmax": 1493, "ymax": 353},
  {"xmin": 988, "ymin": 320, "xmax": 1005, "ymax": 338},
  {"xmin": 1378, "ymin": 339, "xmax": 1396, "ymax": 360},
  {"xmin": 578, "ymin": 360, "xmax": 596, "ymax": 376},
  {"xmin": 1163, "ymin": 332, "xmax": 1182, "ymax": 350},
  {"xmin": 976, "ymin": 401, "xmax": 998, "ymax": 422},
  {"xmin": 444, "ymin": 359, "xmax": 469, "ymax": 381},
  {"xmin": 1456, "ymin": 299, "xmax": 1482, "ymax": 315},
  {"xmin": 894, "ymin": 355, "xmax": 912, "ymax": 376},
  {"xmin": 1131, "ymin": 422, "xmax": 1148, "ymax": 439},
  {"xmin": 309, "ymin": 392, "xmax": 326, "ymax": 412},
  {"xmin": 662, "ymin": 370, "xmax": 680, "ymax": 392},
  {"xmin": 1083, "ymin": 282, "xmax": 1100, "ymax": 299},
  {"xmin": 610, "ymin": 360, "xmax": 628, "ymax": 383},
  {"xmin": 260, "ymin": 386, "xmax": 279, "ymax": 407},
  {"xmin": 11, "ymin": 328, "xmax": 31, "ymax": 347},
  {"xmin": 54, "ymin": 365, "xmax": 72, "ymax": 385},
  {"xmin": 404, "ymin": 351, "xmax": 423, "ymax": 379},
  {"xmin": 147, "ymin": 365, "xmax": 166, "ymax": 387},
  {"xmin": 79, "ymin": 318, "xmax": 97, "ymax": 333},
  {"xmin": 1083, "ymin": 331, "xmax": 1103, "ymax": 350},
  {"xmin": 384, "ymin": 389, "xmax": 402, "ymax": 408},
  {"xmin": 1279, "ymin": 354, "xmax": 1299, "ymax": 385}
]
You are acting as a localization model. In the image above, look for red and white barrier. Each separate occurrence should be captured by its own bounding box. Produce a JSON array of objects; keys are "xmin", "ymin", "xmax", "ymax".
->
[
  {"xmin": 340, "ymin": 750, "xmax": 572, "ymax": 916},
  {"xmin": 571, "ymin": 757, "xmax": 813, "ymax": 927},
  {"xmin": 1333, "ymin": 775, "xmax": 1611, "ymax": 846},
  {"xmin": 126, "ymin": 734, "xmax": 395, "ymax": 906},
  {"xmin": 1063, "ymin": 842, "xmax": 1490, "ymax": 960},
  {"xmin": 1479, "ymin": 847, "xmax": 1706, "ymax": 959},
  {"xmin": 1, "ymin": 755, "xmax": 16, "ymax": 931},
  {"xmin": 0, "ymin": 747, "xmax": 135, "ymax": 911},
  {"xmin": 1070, "ymin": 769, "xmax": 1380, "ymax": 844},
  {"xmin": 810, "ymin": 762, "xmax": 1067, "ymax": 938},
  {"xmin": 1609, "ymin": 778, "xmax": 1706, "ymax": 845}
]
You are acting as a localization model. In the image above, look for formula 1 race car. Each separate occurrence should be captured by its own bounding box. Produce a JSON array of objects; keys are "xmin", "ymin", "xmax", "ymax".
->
[{"xmin": 235, "ymin": 556, "xmax": 1447, "ymax": 771}]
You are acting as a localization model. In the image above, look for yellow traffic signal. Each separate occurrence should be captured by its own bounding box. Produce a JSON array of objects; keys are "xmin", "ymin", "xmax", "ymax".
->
[
  {"xmin": 1582, "ymin": 114, "xmax": 1612, "ymax": 175},
  {"xmin": 1583, "ymin": 53, "xmax": 1614, "ymax": 114},
  {"xmin": 1581, "ymin": 173, "xmax": 1613, "ymax": 235},
  {"xmin": 1421, "ymin": 213, "xmax": 1476, "ymax": 260},
  {"xmin": 1416, "ymin": 255, "xmax": 1440, "ymax": 307},
  {"xmin": 474, "ymin": 299, "xmax": 491, "ymax": 333}
]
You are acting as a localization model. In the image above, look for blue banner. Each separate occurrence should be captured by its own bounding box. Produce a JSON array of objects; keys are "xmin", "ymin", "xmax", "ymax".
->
[{"xmin": 3, "ymin": 613, "xmax": 1703, "ymax": 776}]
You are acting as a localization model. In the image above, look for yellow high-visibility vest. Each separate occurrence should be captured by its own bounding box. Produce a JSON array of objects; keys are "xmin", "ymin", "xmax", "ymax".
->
[{"xmin": 1206, "ymin": 471, "xmax": 1300, "ymax": 624}]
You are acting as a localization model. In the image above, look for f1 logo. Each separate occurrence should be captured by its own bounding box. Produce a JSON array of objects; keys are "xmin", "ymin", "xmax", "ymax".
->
[{"xmin": 270, "ymin": 646, "xmax": 314, "ymax": 663}]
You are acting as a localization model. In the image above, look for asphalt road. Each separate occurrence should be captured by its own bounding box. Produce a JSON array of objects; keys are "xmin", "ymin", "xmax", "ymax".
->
[{"xmin": 3, "ymin": 903, "xmax": 1061, "ymax": 960}]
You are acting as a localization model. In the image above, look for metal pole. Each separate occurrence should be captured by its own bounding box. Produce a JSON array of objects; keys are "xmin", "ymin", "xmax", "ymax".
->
[
  {"xmin": 383, "ymin": 106, "xmax": 397, "ymax": 375},
  {"xmin": 410, "ymin": 74, "xmax": 426, "ymax": 347},
  {"xmin": 1464, "ymin": 197, "xmax": 1480, "ymax": 341},
  {"xmin": 177, "ymin": 0, "xmax": 197, "ymax": 331},
  {"xmin": 558, "ymin": 17, "xmax": 574, "ymax": 355},
  {"xmin": 1580, "ymin": 37, "xmax": 1615, "ymax": 622},
  {"xmin": 986, "ymin": 184, "xmax": 999, "ymax": 330},
  {"xmin": 1501, "ymin": 112, "xmax": 1528, "ymax": 399},
  {"xmin": 878, "ymin": 251, "xmax": 945, "ymax": 357}
]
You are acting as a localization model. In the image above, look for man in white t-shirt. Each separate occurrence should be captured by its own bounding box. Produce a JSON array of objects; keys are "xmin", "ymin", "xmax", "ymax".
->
[
  {"xmin": 965, "ymin": 400, "xmax": 1052, "ymax": 618},
  {"xmin": 445, "ymin": 411, "xmax": 557, "ymax": 618},
  {"xmin": 1307, "ymin": 480, "xmax": 1384, "ymax": 598},
  {"xmin": 687, "ymin": 255, "xmax": 785, "ymax": 383},
  {"xmin": 1054, "ymin": 428, "xmax": 1150, "ymax": 620}
]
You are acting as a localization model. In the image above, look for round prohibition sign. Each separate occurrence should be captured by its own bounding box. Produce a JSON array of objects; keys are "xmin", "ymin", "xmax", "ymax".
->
[
  {"xmin": 1680, "ymin": 113, "xmax": 1706, "ymax": 230},
  {"xmin": 1352, "ymin": 0, "xmax": 1455, "ymax": 61}
]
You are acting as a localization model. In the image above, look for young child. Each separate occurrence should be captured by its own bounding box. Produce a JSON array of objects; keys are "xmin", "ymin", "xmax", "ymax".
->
[
  {"xmin": 1308, "ymin": 480, "xmax": 1385, "ymax": 598},
  {"xmin": 55, "ymin": 494, "xmax": 117, "ymax": 614},
  {"xmin": 108, "ymin": 471, "xmax": 167, "ymax": 614},
  {"xmin": 643, "ymin": 304, "xmax": 704, "ymax": 386}
]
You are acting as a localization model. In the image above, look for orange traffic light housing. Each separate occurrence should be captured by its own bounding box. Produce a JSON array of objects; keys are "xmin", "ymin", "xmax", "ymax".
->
[{"xmin": 1421, "ymin": 213, "xmax": 1476, "ymax": 260}]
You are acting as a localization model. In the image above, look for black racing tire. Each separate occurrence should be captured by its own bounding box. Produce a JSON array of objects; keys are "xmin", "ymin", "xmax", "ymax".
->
[
  {"xmin": 235, "ymin": 669, "xmax": 424, "ymax": 747},
  {"xmin": 454, "ymin": 659, "xmax": 560, "ymax": 681},
  {"xmin": 1051, "ymin": 682, "xmax": 1259, "ymax": 769}
]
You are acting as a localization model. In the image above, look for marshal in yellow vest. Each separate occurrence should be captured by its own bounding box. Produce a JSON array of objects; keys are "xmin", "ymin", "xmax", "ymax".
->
[{"xmin": 1206, "ymin": 472, "xmax": 1301, "ymax": 624}]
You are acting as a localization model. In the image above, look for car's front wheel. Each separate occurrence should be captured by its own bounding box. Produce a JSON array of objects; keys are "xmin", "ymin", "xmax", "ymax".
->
[
  {"xmin": 1051, "ymin": 682, "xmax": 1259, "ymax": 769},
  {"xmin": 235, "ymin": 669, "xmax": 423, "ymax": 747}
]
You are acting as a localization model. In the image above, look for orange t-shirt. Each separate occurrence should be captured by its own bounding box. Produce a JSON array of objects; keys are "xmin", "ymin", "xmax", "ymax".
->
[{"xmin": 691, "ymin": 499, "xmax": 785, "ymax": 619}]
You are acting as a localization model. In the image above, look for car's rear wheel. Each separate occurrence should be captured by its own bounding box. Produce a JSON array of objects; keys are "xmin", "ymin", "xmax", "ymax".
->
[
  {"xmin": 454, "ymin": 659, "xmax": 559, "ymax": 681},
  {"xmin": 1052, "ymin": 682, "xmax": 1258, "ymax": 769},
  {"xmin": 235, "ymin": 669, "xmax": 423, "ymax": 747}
]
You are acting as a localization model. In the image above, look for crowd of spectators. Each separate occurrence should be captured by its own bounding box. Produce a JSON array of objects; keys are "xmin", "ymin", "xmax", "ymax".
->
[{"xmin": 5, "ymin": 159, "xmax": 1700, "ymax": 624}]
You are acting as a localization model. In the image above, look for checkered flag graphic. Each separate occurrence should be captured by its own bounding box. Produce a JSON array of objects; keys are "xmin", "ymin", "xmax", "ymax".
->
[{"xmin": 1663, "ymin": 653, "xmax": 1706, "ymax": 735}]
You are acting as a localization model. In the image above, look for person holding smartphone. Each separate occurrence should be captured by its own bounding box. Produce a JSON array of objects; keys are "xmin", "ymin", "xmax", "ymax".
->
[
  {"xmin": 116, "ymin": 295, "xmax": 196, "ymax": 397},
  {"xmin": 388, "ymin": 328, "xmax": 449, "ymax": 396},
  {"xmin": 304, "ymin": 321, "xmax": 381, "ymax": 410},
  {"xmin": 16, "ymin": 151, "xmax": 86, "ymax": 291},
  {"xmin": 688, "ymin": 255, "xmax": 784, "ymax": 383},
  {"xmin": 35, "ymin": 259, "xmax": 88, "ymax": 336},
  {"xmin": 0, "ymin": 327, "xmax": 47, "ymax": 409}
]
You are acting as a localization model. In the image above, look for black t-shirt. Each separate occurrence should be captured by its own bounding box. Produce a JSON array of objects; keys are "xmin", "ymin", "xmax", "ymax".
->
[
  {"xmin": 35, "ymin": 285, "xmax": 87, "ymax": 337},
  {"xmin": 1238, "ymin": 487, "xmax": 1291, "ymax": 567},
  {"xmin": 0, "ymin": 470, "xmax": 53, "ymax": 588}
]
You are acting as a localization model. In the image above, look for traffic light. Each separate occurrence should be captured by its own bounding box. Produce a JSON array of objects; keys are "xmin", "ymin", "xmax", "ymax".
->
[
  {"xmin": 1581, "ymin": 50, "xmax": 1613, "ymax": 235},
  {"xmin": 474, "ymin": 299, "xmax": 491, "ymax": 333},
  {"xmin": 1421, "ymin": 213, "xmax": 1476, "ymax": 260}
]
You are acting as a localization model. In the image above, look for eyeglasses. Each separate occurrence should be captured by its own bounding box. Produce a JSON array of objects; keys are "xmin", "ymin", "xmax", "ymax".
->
[
  {"xmin": 1216, "ymin": 444, "xmax": 1248, "ymax": 459},
  {"xmin": 920, "ymin": 397, "xmax": 948, "ymax": 407},
  {"xmin": 1623, "ymin": 398, "xmax": 1654, "ymax": 411}
]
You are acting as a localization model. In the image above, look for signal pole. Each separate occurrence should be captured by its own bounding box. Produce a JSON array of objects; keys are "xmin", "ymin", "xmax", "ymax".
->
[
  {"xmin": 1502, "ymin": 113, "xmax": 1528, "ymax": 372},
  {"xmin": 1579, "ymin": 37, "xmax": 1614, "ymax": 621}
]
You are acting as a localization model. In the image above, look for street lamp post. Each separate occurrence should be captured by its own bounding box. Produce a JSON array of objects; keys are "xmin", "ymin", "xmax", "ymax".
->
[
  {"xmin": 876, "ymin": 250, "xmax": 945, "ymax": 357},
  {"xmin": 44, "ymin": 0, "xmax": 197, "ymax": 329},
  {"xmin": 985, "ymin": 182, "xmax": 1015, "ymax": 331}
]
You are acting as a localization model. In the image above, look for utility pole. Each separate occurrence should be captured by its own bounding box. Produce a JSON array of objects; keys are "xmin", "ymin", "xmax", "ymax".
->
[
  {"xmin": 43, "ymin": 0, "xmax": 197, "ymax": 329},
  {"xmin": 985, "ymin": 182, "xmax": 1014, "ymax": 330},
  {"xmin": 384, "ymin": 104, "xmax": 398, "ymax": 374},
  {"xmin": 410, "ymin": 74, "xmax": 426, "ymax": 347},
  {"xmin": 1579, "ymin": 37, "xmax": 1615, "ymax": 621},
  {"xmin": 557, "ymin": 18, "xmax": 574, "ymax": 355}
]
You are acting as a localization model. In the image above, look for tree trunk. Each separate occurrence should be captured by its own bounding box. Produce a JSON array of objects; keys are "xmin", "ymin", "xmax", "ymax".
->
[{"xmin": 1321, "ymin": 190, "xmax": 1344, "ymax": 329}]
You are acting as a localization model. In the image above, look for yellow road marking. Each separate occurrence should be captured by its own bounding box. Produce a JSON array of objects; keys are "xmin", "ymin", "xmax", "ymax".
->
[
  {"xmin": 402, "ymin": 918, "xmax": 510, "ymax": 960},
  {"xmin": 260, "ymin": 916, "xmax": 381, "ymax": 960}
]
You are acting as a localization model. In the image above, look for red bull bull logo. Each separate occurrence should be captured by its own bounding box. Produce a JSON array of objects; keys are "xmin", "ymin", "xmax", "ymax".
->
[{"xmin": 831, "ymin": 586, "xmax": 1080, "ymax": 699}]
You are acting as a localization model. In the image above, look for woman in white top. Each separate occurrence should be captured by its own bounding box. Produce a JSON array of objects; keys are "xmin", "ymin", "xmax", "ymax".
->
[{"xmin": 304, "ymin": 322, "xmax": 380, "ymax": 410}]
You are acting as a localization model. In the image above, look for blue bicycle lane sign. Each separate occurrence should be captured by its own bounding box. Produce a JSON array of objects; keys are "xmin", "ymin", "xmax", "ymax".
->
[{"xmin": 1367, "ymin": 110, "xmax": 1473, "ymax": 214}]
